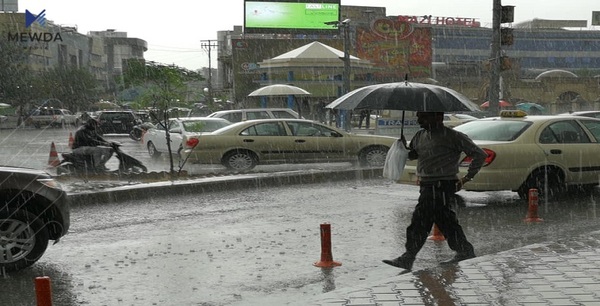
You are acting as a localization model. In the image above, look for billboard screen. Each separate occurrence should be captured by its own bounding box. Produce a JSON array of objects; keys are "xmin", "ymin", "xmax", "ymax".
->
[{"xmin": 244, "ymin": 0, "xmax": 340, "ymax": 34}]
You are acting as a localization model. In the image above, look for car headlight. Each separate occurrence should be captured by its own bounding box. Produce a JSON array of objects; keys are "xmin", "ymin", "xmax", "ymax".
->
[{"xmin": 37, "ymin": 178, "xmax": 63, "ymax": 190}]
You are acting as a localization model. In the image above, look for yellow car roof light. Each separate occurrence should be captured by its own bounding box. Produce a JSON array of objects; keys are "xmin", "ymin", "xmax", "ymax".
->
[{"xmin": 500, "ymin": 110, "xmax": 527, "ymax": 118}]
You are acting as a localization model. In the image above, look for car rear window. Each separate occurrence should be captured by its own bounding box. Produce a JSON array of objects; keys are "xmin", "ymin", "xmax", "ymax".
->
[
  {"xmin": 183, "ymin": 120, "xmax": 230, "ymax": 132},
  {"xmin": 455, "ymin": 120, "xmax": 530, "ymax": 141}
]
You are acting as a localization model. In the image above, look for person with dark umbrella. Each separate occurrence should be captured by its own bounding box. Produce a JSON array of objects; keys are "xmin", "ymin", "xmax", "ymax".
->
[{"xmin": 382, "ymin": 111, "xmax": 487, "ymax": 270}]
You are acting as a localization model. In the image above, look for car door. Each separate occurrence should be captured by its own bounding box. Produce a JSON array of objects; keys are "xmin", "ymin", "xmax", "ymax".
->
[
  {"xmin": 537, "ymin": 119, "xmax": 600, "ymax": 184},
  {"xmin": 238, "ymin": 121, "xmax": 292, "ymax": 162},
  {"xmin": 286, "ymin": 121, "xmax": 346, "ymax": 162},
  {"xmin": 149, "ymin": 121, "xmax": 169, "ymax": 152}
]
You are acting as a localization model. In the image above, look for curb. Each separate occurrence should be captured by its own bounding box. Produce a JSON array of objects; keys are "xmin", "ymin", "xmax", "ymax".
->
[{"xmin": 67, "ymin": 168, "xmax": 383, "ymax": 206}]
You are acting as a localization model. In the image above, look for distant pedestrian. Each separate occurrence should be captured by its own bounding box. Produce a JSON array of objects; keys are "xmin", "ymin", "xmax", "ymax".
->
[
  {"xmin": 358, "ymin": 109, "xmax": 371, "ymax": 129},
  {"xmin": 382, "ymin": 111, "xmax": 487, "ymax": 270}
]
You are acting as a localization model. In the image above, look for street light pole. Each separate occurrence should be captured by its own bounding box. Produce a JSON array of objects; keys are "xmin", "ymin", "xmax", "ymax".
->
[{"xmin": 201, "ymin": 39, "xmax": 218, "ymax": 106}]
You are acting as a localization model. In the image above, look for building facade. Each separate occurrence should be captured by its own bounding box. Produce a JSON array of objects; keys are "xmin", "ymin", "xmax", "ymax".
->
[
  {"xmin": 0, "ymin": 12, "xmax": 147, "ymax": 97},
  {"xmin": 216, "ymin": 6, "xmax": 600, "ymax": 116}
]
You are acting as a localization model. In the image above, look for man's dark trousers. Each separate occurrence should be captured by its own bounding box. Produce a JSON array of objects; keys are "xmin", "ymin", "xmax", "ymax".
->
[{"xmin": 404, "ymin": 180, "xmax": 474, "ymax": 258}]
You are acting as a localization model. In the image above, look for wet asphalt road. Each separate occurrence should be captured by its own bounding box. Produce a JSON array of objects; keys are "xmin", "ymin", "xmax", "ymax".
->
[
  {"xmin": 2, "ymin": 177, "xmax": 600, "ymax": 305},
  {"xmin": 2, "ymin": 127, "xmax": 600, "ymax": 305}
]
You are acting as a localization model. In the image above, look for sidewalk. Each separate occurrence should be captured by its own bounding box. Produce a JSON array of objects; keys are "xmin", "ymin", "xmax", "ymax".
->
[
  {"xmin": 307, "ymin": 230, "xmax": 600, "ymax": 305},
  {"xmin": 60, "ymin": 170, "xmax": 600, "ymax": 305}
]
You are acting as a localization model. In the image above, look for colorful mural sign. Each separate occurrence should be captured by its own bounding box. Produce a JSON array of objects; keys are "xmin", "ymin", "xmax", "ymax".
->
[{"xmin": 356, "ymin": 18, "xmax": 432, "ymax": 79}]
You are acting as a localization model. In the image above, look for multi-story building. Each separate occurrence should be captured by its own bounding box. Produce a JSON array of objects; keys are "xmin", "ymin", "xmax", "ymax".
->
[
  {"xmin": 216, "ymin": 5, "xmax": 600, "ymax": 116},
  {"xmin": 0, "ymin": 11, "xmax": 147, "ymax": 96}
]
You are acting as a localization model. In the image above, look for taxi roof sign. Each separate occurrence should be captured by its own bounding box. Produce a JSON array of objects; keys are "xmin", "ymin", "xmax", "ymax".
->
[{"xmin": 500, "ymin": 110, "xmax": 527, "ymax": 117}]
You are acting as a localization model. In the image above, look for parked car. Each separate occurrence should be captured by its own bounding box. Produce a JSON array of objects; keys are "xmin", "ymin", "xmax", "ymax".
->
[
  {"xmin": 443, "ymin": 113, "xmax": 478, "ymax": 128},
  {"xmin": 399, "ymin": 110, "xmax": 600, "ymax": 200},
  {"xmin": 180, "ymin": 118, "xmax": 397, "ymax": 171},
  {"xmin": 0, "ymin": 166, "xmax": 70, "ymax": 272},
  {"xmin": 97, "ymin": 110, "xmax": 137, "ymax": 134},
  {"xmin": 207, "ymin": 108, "xmax": 301, "ymax": 123},
  {"xmin": 145, "ymin": 117, "xmax": 232, "ymax": 157},
  {"xmin": 26, "ymin": 107, "xmax": 79, "ymax": 128},
  {"xmin": 559, "ymin": 110, "xmax": 600, "ymax": 119}
]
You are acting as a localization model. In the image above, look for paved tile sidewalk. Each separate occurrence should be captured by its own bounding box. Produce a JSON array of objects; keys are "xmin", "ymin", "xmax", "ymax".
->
[{"xmin": 308, "ymin": 231, "xmax": 600, "ymax": 305}]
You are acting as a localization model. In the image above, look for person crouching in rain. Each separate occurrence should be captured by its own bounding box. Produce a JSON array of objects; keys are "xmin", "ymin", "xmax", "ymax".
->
[
  {"xmin": 382, "ymin": 111, "xmax": 487, "ymax": 270},
  {"xmin": 71, "ymin": 118, "xmax": 115, "ymax": 171}
]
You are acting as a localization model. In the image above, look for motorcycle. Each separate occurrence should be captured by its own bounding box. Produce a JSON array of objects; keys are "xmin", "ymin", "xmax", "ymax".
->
[
  {"xmin": 57, "ymin": 142, "xmax": 147, "ymax": 175},
  {"xmin": 129, "ymin": 119, "xmax": 154, "ymax": 141}
]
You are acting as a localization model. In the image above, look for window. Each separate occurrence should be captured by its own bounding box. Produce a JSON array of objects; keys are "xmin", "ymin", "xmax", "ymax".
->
[
  {"xmin": 271, "ymin": 110, "xmax": 298, "ymax": 119},
  {"xmin": 246, "ymin": 111, "xmax": 270, "ymax": 120},
  {"xmin": 241, "ymin": 122, "xmax": 285, "ymax": 136},
  {"xmin": 289, "ymin": 122, "xmax": 337, "ymax": 137},
  {"xmin": 577, "ymin": 120, "xmax": 600, "ymax": 142},
  {"xmin": 539, "ymin": 120, "xmax": 590, "ymax": 144},
  {"xmin": 223, "ymin": 112, "xmax": 242, "ymax": 123}
]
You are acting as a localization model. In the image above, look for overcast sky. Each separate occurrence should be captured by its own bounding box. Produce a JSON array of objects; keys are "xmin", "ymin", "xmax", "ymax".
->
[{"xmin": 18, "ymin": 0, "xmax": 599, "ymax": 70}]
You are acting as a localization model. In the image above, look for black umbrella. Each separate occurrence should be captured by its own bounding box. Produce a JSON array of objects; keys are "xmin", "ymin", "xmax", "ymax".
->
[
  {"xmin": 325, "ymin": 81, "xmax": 480, "ymax": 136},
  {"xmin": 326, "ymin": 81, "xmax": 479, "ymax": 112}
]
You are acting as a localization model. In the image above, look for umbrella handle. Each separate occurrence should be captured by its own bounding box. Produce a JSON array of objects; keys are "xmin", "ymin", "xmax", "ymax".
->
[{"xmin": 400, "ymin": 110, "xmax": 405, "ymax": 139}]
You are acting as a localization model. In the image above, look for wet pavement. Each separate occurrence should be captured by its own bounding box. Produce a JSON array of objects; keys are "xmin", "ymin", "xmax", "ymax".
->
[{"xmin": 61, "ymin": 169, "xmax": 600, "ymax": 305}]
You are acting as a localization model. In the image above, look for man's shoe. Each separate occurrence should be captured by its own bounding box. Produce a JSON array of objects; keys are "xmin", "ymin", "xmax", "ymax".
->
[
  {"xmin": 441, "ymin": 252, "xmax": 476, "ymax": 265},
  {"xmin": 382, "ymin": 256, "xmax": 414, "ymax": 270}
]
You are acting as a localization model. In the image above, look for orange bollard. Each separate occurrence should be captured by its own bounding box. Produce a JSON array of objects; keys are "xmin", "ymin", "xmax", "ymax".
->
[
  {"xmin": 35, "ymin": 276, "xmax": 53, "ymax": 306},
  {"xmin": 524, "ymin": 188, "xmax": 543, "ymax": 222},
  {"xmin": 47, "ymin": 142, "xmax": 60, "ymax": 167},
  {"xmin": 428, "ymin": 224, "xmax": 446, "ymax": 241},
  {"xmin": 68, "ymin": 132, "xmax": 74, "ymax": 149},
  {"xmin": 313, "ymin": 223, "xmax": 342, "ymax": 268}
]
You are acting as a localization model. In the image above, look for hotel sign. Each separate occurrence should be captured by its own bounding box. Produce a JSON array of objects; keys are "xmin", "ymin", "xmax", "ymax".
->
[{"xmin": 397, "ymin": 15, "xmax": 480, "ymax": 28}]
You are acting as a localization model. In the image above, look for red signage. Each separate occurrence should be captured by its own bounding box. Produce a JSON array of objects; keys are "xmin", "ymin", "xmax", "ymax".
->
[{"xmin": 397, "ymin": 15, "xmax": 480, "ymax": 28}]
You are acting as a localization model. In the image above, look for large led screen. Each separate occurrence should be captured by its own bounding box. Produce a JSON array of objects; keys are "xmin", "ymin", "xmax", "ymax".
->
[{"xmin": 244, "ymin": 0, "xmax": 340, "ymax": 34}]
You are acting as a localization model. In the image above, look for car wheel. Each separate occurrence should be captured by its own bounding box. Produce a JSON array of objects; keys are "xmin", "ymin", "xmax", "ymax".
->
[
  {"xmin": 147, "ymin": 141, "xmax": 161, "ymax": 158},
  {"xmin": 0, "ymin": 209, "xmax": 50, "ymax": 272},
  {"xmin": 222, "ymin": 150, "xmax": 257, "ymax": 171},
  {"xmin": 517, "ymin": 168, "xmax": 565, "ymax": 201},
  {"xmin": 358, "ymin": 146, "xmax": 388, "ymax": 167}
]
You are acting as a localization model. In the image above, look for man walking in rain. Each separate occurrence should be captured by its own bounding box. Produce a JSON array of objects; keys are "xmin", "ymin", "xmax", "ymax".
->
[{"xmin": 383, "ymin": 111, "xmax": 487, "ymax": 270}]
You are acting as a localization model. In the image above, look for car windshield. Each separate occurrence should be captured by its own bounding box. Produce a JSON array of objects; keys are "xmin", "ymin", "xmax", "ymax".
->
[
  {"xmin": 183, "ymin": 120, "xmax": 230, "ymax": 132},
  {"xmin": 454, "ymin": 120, "xmax": 531, "ymax": 141}
]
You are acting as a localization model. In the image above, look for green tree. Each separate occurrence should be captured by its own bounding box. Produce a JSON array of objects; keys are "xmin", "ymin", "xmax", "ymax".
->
[
  {"xmin": 0, "ymin": 35, "xmax": 38, "ymax": 126},
  {"xmin": 35, "ymin": 66, "xmax": 100, "ymax": 111},
  {"xmin": 121, "ymin": 59, "xmax": 205, "ymax": 174}
]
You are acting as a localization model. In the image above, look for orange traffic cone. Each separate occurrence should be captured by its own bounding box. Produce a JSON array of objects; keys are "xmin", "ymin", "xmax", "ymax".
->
[
  {"xmin": 47, "ymin": 142, "xmax": 60, "ymax": 167},
  {"xmin": 428, "ymin": 224, "xmax": 445, "ymax": 241},
  {"xmin": 313, "ymin": 223, "xmax": 342, "ymax": 268},
  {"xmin": 68, "ymin": 132, "xmax": 74, "ymax": 149},
  {"xmin": 524, "ymin": 188, "xmax": 543, "ymax": 222}
]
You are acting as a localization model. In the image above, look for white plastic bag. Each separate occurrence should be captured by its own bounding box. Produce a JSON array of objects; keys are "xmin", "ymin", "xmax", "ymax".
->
[{"xmin": 383, "ymin": 139, "xmax": 409, "ymax": 181}]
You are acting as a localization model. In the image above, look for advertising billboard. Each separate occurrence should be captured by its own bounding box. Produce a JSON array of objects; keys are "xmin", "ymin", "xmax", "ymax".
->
[{"xmin": 244, "ymin": 0, "xmax": 340, "ymax": 34}]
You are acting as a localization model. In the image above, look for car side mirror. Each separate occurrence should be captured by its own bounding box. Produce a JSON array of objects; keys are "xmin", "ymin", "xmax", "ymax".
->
[{"xmin": 331, "ymin": 132, "xmax": 342, "ymax": 137}]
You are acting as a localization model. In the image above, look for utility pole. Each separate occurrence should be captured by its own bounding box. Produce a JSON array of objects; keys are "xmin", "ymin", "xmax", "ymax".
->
[
  {"xmin": 201, "ymin": 39, "xmax": 218, "ymax": 106},
  {"xmin": 489, "ymin": 0, "xmax": 502, "ymax": 115},
  {"xmin": 325, "ymin": 18, "xmax": 352, "ymax": 131}
]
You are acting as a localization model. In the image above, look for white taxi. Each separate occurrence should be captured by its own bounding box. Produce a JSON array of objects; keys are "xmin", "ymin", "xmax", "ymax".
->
[{"xmin": 399, "ymin": 110, "xmax": 600, "ymax": 199}]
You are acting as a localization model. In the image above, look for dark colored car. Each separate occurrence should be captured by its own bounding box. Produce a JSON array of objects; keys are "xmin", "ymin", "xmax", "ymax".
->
[
  {"xmin": 0, "ymin": 166, "xmax": 70, "ymax": 272},
  {"xmin": 97, "ymin": 110, "xmax": 137, "ymax": 134}
]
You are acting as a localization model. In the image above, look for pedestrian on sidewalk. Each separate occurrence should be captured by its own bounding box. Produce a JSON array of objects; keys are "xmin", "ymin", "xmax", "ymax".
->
[{"xmin": 383, "ymin": 111, "xmax": 487, "ymax": 270}]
